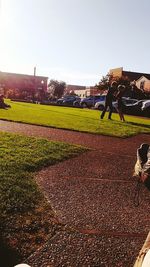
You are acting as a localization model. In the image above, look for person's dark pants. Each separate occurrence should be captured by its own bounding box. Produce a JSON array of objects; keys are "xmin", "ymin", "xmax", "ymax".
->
[{"xmin": 100, "ymin": 101, "xmax": 113, "ymax": 119}]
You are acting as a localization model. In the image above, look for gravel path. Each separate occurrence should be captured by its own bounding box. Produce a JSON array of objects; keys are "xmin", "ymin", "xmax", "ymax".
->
[{"xmin": 0, "ymin": 120, "xmax": 150, "ymax": 267}]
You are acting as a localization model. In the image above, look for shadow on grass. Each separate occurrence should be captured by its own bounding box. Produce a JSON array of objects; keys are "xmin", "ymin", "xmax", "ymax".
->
[{"xmin": 126, "ymin": 121, "xmax": 150, "ymax": 129}]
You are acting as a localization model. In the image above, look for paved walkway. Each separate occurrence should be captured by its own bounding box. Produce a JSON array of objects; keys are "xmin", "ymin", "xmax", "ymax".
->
[{"xmin": 0, "ymin": 120, "xmax": 150, "ymax": 267}]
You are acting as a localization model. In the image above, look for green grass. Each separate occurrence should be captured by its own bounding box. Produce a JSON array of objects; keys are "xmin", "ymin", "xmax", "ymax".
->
[
  {"xmin": 0, "ymin": 132, "xmax": 87, "ymax": 259},
  {"xmin": 0, "ymin": 100, "xmax": 150, "ymax": 137}
]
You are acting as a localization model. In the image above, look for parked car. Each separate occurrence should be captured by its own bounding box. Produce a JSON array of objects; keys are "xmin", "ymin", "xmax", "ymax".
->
[
  {"xmin": 124, "ymin": 99, "xmax": 148, "ymax": 116},
  {"xmin": 73, "ymin": 98, "xmax": 81, "ymax": 107},
  {"xmin": 141, "ymin": 100, "xmax": 150, "ymax": 117},
  {"xmin": 40, "ymin": 98, "xmax": 57, "ymax": 105},
  {"xmin": 141, "ymin": 99, "xmax": 150, "ymax": 110},
  {"xmin": 57, "ymin": 95, "xmax": 80, "ymax": 106},
  {"xmin": 80, "ymin": 95, "xmax": 104, "ymax": 108},
  {"xmin": 95, "ymin": 97, "xmax": 138, "ymax": 112},
  {"xmin": 94, "ymin": 95, "xmax": 106, "ymax": 110},
  {"xmin": 142, "ymin": 106, "xmax": 150, "ymax": 117},
  {"xmin": 94, "ymin": 95, "xmax": 118, "ymax": 111},
  {"xmin": 123, "ymin": 97, "xmax": 138, "ymax": 105}
]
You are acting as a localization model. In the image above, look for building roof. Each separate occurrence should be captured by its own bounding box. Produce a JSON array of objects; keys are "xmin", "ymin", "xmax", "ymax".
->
[
  {"xmin": 122, "ymin": 70, "xmax": 150, "ymax": 81},
  {"xmin": 0, "ymin": 71, "xmax": 48, "ymax": 80},
  {"xmin": 136, "ymin": 76, "xmax": 150, "ymax": 83},
  {"xmin": 0, "ymin": 71, "xmax": 48, "ymax": 90},
  {"xmin": 66, "ymin": 84, "xmax": 86, "ymax": 91}
]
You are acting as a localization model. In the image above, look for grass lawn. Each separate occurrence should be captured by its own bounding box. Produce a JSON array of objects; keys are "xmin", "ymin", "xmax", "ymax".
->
[
  {"xmin": 0, "ymin": 100, "xmax": 149, "ymax": 137},
  {"xmin": 0, "ymin": 132, "xmax": 87, "ymax": 263}
]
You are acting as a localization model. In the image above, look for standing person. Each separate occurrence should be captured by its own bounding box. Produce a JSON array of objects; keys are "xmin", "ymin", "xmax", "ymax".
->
[
  {"xmin": 100, "ymin": 81, "xmax": 117, "ymax": 120},
  {"xmin": 116, "ymin": 85, "xmax": 126, "ymax": 122}
]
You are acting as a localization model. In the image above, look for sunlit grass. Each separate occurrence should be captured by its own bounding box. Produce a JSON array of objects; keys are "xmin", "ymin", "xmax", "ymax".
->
[{"xmin": 0, "ymin": 100, "xmax": 149, "ymax": 137}]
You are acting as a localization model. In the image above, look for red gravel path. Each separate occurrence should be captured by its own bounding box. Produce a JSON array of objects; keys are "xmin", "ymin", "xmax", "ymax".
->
[{"xmin": 0, "ymin": 120, "xmax": 150, "ymax": 267}]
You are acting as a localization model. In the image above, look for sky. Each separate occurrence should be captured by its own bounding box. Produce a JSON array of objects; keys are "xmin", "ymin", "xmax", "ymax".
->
[{"xmin": 0, "ymin": 0, "xmax": 150, "ymax": 86}]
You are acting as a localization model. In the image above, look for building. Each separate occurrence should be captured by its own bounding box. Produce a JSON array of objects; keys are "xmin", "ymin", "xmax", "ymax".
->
[
  {"xmin": 0, "ymin": 71, "xmax": 48, "ymax": 99},
  {"xmin": 65, "ymin": 84, "xmax": 86, "ymax": 97},
  {"xmin": 144, "ymin": 80, "xmax": 150, "ymax": 92},
  {"xmin": 85, "ymin": 86, "xmax": 100, "ymax": 97},
  {"xmin": 109, "ymin": 67, "xmax": 150, "ymax": 96},
  {"xmin": 135, "ymin": 76, "xmax": 150, "ymax": 92},
  {"xmin": 65, "ymin": 84, "xmax": 100, "ymax": 98},
  {"xmin": 109, "ymin": 67, "xmax": 150, "ymax": 82},
  {"xmin": 110, "ymin": 67, "xmax": 150, "ymax": 90}
]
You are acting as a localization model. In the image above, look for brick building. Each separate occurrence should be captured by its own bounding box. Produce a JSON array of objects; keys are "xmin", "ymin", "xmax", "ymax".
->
[
  {"xmin": 0, "ymin": 71, "xmax": 48, "ymax": 99},
  {"xmin": 65, "ymin": 84, "xmax": 86, "ymax": 97},
  {"xmin": 65, "ymin": 84, "xmax": 100, "ymax": 98}
]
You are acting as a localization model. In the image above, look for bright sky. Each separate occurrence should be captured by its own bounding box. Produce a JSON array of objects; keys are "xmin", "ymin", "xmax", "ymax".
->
[{"xmin": 0, "ymin": 0, "xmax": 150, "ymax": 86}]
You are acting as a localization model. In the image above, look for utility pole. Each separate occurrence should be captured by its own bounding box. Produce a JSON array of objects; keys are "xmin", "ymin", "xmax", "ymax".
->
[
  {"xmin": 33, "ymin": 66, "xmax": 36, "ymax": 103},
  {"xmin": 34, "ymin": 66, "xmax": 36, "ymax": 76}
]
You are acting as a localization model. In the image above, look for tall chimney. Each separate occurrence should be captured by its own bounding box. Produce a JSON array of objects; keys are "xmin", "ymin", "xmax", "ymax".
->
[{"xmin": 34, "ymin": 66, "xmax": 36, "ymax": 76}]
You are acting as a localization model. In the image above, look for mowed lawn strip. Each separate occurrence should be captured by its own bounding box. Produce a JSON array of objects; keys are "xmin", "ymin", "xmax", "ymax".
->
[
  {"xmin": 0, "ymin": 100, "xmax": 150, "ymax": 137},
  {"xmin": 0, "ymin": 132, "xmax": 87, "ymax": 260}
]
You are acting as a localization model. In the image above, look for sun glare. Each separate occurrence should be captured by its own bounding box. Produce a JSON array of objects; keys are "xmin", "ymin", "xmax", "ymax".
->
[
  {"xmin": 0, "ymin": 0, "xmax": 12, "ymax": 32},
  {"xmin": 0, "ymin": 0, "xmax": 16, "ymax": 71}
]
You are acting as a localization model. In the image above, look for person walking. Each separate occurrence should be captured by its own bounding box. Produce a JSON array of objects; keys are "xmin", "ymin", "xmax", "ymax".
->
[
  {"xmin": 116, "ymin": 84, "xmax": 126, "ymax": 122},
  {"xmin": 100, "ymin": 81, "xmax": 117, "ymax": 120}
]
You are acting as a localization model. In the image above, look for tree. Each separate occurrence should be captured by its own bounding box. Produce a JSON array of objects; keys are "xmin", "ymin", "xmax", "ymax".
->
[
  {"xmin": 48, "ymin": 79, "xmax": 66, "ymax": 98},
  {"xmin": 95, "ymin": 73, "xmax": 131, "ymax": 94},
  {"xmin": 95, "ymin": 73, "xmax": 112, "ymax": 92}
]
